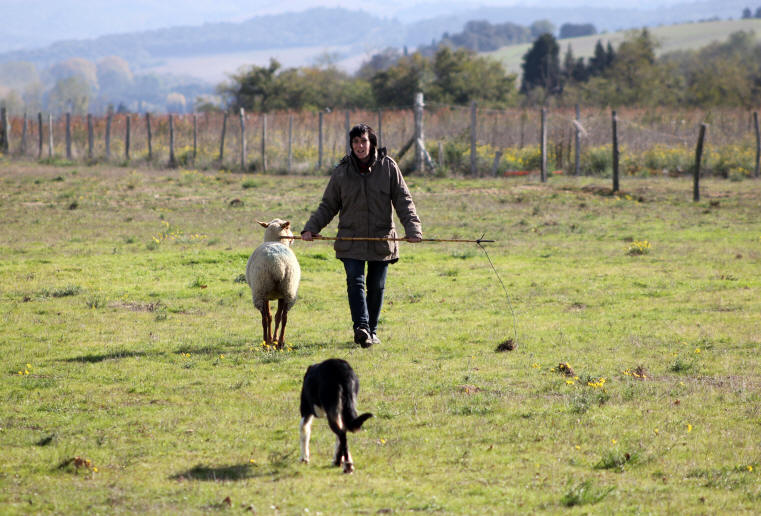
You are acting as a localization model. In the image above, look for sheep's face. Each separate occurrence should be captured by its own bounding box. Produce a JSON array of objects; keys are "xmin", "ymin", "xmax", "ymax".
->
[{"xmin": 258, "ymin": 219, "xmax": 294, "ymax": 246}]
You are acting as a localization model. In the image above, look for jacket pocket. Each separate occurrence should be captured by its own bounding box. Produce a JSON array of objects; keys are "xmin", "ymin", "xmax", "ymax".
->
[
  {"xmin": 335, "ymin": 227, "xmax": 353, "ymax": 252},
  {"xmin": 374, "ymin": 228, "xmax": 397, "ymax": 256}
]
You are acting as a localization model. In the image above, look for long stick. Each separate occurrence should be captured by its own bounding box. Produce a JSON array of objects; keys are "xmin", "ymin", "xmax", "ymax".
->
[{"xmin": 281, "ymin": 236, "xmax": 495, "ymax": 243}]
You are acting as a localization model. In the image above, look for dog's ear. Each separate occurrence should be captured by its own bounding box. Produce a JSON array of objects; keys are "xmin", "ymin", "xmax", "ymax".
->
[
  {"xmin": 281, "ymin": 221, "xmax": 291, "ymax": 230},
  {"xmin": 256, "ymin": 220, "xmax": 269, "ymax": 228}
]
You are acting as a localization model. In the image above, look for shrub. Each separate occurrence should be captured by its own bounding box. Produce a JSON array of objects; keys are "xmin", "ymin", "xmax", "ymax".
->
[{"xmin": 581, "ymin": 145, "xmax": 612, "ymax": 175}]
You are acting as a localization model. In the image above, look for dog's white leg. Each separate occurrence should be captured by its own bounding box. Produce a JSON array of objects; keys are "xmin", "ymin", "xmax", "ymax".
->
[
  {"xmin": 343, "ymin": 449, "xmax": 354, "ymax": 474},
  {"xmin": 300, "ymin": 415, "xmax": 313, "ymax": 463}
]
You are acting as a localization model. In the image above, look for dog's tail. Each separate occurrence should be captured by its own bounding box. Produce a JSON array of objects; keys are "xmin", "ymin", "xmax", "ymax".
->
[{"xmin": 346, "ymin": 412, "xmax": 373, "ymax": 432}]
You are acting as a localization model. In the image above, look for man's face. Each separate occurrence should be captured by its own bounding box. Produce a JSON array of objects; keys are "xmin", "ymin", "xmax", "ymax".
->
[{"xmin": 352, "ymin": 133, "xmax": 371, "ymax": 160}]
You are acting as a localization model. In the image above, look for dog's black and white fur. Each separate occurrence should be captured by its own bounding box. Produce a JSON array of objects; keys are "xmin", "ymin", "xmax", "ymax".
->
[{"xmin": 299, "ymin": 358, "xmax": 373, "ymax": 473}]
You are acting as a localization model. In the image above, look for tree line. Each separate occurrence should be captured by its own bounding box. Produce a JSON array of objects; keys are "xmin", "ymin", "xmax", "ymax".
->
[{"xmin": 220, "ymin": 27, "xmax": 761, "ymax": 113}]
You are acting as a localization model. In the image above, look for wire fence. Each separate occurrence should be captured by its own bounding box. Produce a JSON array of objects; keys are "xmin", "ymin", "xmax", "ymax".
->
[{"xmin": 0, "ymin": 104, "xmax": 759, "ymax": 179}]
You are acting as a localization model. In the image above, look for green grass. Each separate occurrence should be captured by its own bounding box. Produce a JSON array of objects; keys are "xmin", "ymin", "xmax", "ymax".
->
[
  {"xmin": 1, "ymin": 162, "xmax": 761, "ymax": 513},
  {"xmin": 489, "ymin": 18, "xmax": 761, "ymax": 77}
]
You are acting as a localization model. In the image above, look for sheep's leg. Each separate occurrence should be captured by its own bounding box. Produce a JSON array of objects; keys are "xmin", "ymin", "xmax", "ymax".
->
[
  {"xmin": 274, "ymin": 299, "xmax": 287, "ymax": 349},
  {"xmin": 260, "ymin": 301, "xmax": 272, "ymax": 345}
]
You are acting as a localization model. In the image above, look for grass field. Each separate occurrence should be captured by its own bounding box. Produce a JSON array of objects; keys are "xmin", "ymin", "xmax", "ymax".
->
[
  {"xmin": 489, "ymin": 18, "xmax": 761, "ymax": 77},
  {"xmin": 1, "ymin": 160, "xmax": 760, "ymax": 514}
]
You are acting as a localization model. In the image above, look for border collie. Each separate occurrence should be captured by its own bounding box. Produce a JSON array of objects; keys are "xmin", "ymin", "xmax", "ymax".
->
[{"xmin": 299, "ymin": 358, "xmax": 373, "ymax": 473}]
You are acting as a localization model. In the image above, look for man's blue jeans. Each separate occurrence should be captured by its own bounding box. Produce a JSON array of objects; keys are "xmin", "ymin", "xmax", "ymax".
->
[{"xmin": 341, "ymin": 258, "xmax": 389, "ymax": 334}]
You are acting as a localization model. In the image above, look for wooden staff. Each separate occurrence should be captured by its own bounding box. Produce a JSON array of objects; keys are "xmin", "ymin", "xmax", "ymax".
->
[{"xmin": 281, "ymin": 236, "xmax": 495, "ymax": 244}]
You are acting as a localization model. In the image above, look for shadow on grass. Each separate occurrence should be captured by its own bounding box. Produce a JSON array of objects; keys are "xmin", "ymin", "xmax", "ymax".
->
[
  {"xmin": 61, "ymin": 350, "xmax": 150, "ymax": 363},
  {"xmin": 171, "ymin": 461, "xmax": 298, "ymax": 482},
  {"xmin": 172, "ymin": 451, "xmax": 300, "ymax": 482}
]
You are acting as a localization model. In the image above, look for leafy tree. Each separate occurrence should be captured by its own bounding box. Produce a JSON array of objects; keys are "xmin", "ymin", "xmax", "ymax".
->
[
  {"xmin": 559, "ymin": 23, "xmax": 597, "ymax": 39},
  {"xmin": 594, "ymin": 30, "xmax": 680, "ymax": 107},
  {"xmin": 0, "ymin": 61, "xmax": 39, "ymax": 91},
  {"xmin": 357, "ymin": 48, "xmax": 402, "ymax": 79},
  {"xmin": 678, "ymin": 31, "xmax": 760, "ymax": 107},
  {"xmin": 0, "ymin": 89, "xmax": 25, "ymax": 116},
  {"xmin": 520, "ymin": 33, "xmax": 562, "ymax": 95},
  {"xmin": 218, "ymin": 59, "xmax": 282, "ymax": 112},
  {"xmin": 742, "ymin": 7, "xmax": 752, "ymax": 18},
  {"xmin": 562, "ymin": 45, "xmax": 588, "ymax": 82},
  {"xmin": 588, "ymin": 39, "xmax": 615, "ymax": 77},
  {"xmin": 48, "ymin": 58, "xmax": 99, "ymax": 93},
  {"xmin": 756, "ymin": 6, "xmax": 761, "ymax": 17},
  {"xmin": 96, "ymin": 56, "xmax": 133, "ymax": 97},
  {"xmin": 530, "ymin": 19, "xmax": 556, "ymax": 38},
  {"xmin": 47, "ymin": 76, "xmax": 91, "ymax": 114},
  {"xmin": 428, "ymin": 46, "xmax": 516, "ymax": 106},
  {"xmin": 370, "ymin": 53, "xmax": 431, "ymax": 108}
]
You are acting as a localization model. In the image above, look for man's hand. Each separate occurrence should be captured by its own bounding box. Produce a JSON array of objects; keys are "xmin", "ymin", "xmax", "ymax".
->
[
  {"xmin": 406, "ymin": 236, "xmax": 422, "ymax": 243},
  {"xmin": 301, "ymin": 231, "xmax": 316, "ymax": 241}
]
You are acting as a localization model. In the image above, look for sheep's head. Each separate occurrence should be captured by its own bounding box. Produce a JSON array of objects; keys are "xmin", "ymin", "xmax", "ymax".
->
[{"xmin": 258, "ymin": 219, "xmax": 294, "ymax": 245}]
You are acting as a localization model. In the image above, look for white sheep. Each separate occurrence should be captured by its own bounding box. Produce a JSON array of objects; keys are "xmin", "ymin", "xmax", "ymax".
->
[{"xmin": 245, "ymin": 219, "xmax": 301, "ymax": 348}]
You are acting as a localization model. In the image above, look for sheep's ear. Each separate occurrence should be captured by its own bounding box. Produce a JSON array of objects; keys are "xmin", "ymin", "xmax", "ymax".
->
[
  {"xmin": 281, "ymin": 221, "xmax": 291, "ymax": 230},
  {"xmin": 256, "ymin": 220, "xmax": 269, "ymax": 228}
]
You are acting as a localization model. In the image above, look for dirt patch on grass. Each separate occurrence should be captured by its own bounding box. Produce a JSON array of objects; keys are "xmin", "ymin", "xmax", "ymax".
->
[{"xmin": 460, "ymin": 385, "xmax": 481, "ymax": 395}]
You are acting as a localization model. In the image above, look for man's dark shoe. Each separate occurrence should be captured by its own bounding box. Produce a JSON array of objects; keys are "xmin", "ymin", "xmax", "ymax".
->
[
  {"xmin": 354, "ymin": 328, "xmax": 372, "ymax": 348},
  {"xmin": 370, "ymin": 333, "xmax": 381, "ymax": 346}
]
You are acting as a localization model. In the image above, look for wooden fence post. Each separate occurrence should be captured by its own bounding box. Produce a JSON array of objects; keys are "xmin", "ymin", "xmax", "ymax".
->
[
  {"xmin": 694, "ymin": 123, "xmax": 707, "ymax": 202},
  {"xmin": 37, "ymin": 112, "xmax": 43, "ymax": 158},
  {"xmin": 612, "ymin": 110, "xmax": 619, "ymax": 193},
  {"xmin": 470, "ymin": 101, "xmax": 477, "ymax": 175},
  {"xmin": 125, "ymin": 114, "xmax": 131, "ymax": 161},
  {"xmin": 438, "ymin": 141, "xmax": 444, "ymax": 170},
  {"xmin": 492, "ymin": 149, "xmax": 503, "ymax": 176},
  {"xmin": 65, "ymin": 112, "xmax": 72, "ymax": 159},
  {"xmin": 146, "ymin": 112, "xmax": 152, "ymax": 161},
  {"xmin": 414, "ymin": 92, "xmax": 425, "ymax": 172},
  {"xmin": 753, "ymin": 111, "xmax": 760, "ymax": 178},
  {"xmin": 21, "ymin": 112, "xmax": 28, "ymax": 156},
  {"xmin": 540, "ymin": 107, "xmax": 547, "ymax": 183},
  {"xmin": 105, "ymin": 112, "xmax": 112, "ymax": 160},
  {"xmin": 574, "ymin": 103, "xmax": 581, "ymax": 176},
  {"xmin": 48, "ymin": 113, "xmax": 53, "ymax": 158},
  {"xmin": 318, "ymin": 111, "xmax": 323, "ymax": 169},
  {"xmin": 0, "ymin": 107, "xmax": 8, "ymax": 154},
  {"xmin": 193, "ymin": 113, "xmax": 197, "ymax": 162},
  {"xmin": 219, "ymin": 112, "xmax": 228, "ymax": 163},
  {"xmin": 261, "ymin": 113, "xmax": 267, "ymax": 172},
  {"xmin": 377, "ymin": 109, "xmax": 383, "ymax": 148},
  {"xmin": 239, "ymin": 108, "xmax": 246, "ymax": 171},
  {"xmin": 287, "ymin": 114, "xmax": 293, "ymax": 173},
  {"xmin": 169, "ymin": 114, "xmax": 176, "ymax": 168},
  {"xmin": 87, "ymin": 114, "xmax": 93, "ymax": 160}
]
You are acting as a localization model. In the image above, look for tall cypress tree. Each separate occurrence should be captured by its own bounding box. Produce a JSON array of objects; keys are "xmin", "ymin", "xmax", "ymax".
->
[{"xmin": 520, "ymin": 33, "xmax": 562, "ymax": 94}]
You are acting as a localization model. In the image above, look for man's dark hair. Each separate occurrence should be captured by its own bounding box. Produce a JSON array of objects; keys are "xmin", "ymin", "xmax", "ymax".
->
[{"xmin": 349, "ymin": 124, "xmax": 377, "ymax": 151}]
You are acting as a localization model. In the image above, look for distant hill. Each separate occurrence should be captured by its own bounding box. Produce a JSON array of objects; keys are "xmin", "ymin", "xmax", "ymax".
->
[
  {"xmin": 488, "ymin": 18, "xmax": 761, "ymax": 77},
  {"xmin": 0, "ymin": 1, "xmax": 753, "ymax": 77},
  {"xmin": 0, "ymin": 8, "xmax": 401, "ymax": 69}
]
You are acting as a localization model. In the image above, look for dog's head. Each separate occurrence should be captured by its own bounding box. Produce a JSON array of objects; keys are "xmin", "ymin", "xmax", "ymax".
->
[{"xmin": 258, "ymin": 219, "xmax": 294, "ymax": 246}]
